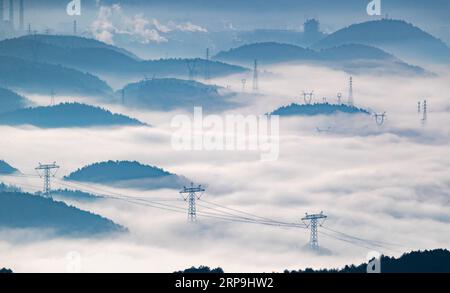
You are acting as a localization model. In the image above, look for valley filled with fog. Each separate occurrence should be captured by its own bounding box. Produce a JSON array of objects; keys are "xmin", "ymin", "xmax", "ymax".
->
[{"xmin": 1, "ymin": 0, "xmax": 450, "ymax": 273}]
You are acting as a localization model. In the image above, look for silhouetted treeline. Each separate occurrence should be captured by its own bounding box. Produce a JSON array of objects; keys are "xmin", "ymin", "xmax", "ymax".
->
[
  {"xmin": 285, "ymin": 249, "xmax": 450, "ymax": 273},
  {"xmin": 175, "ymin": 266, "xmax": 225, "ymax": 273},
  {"xmin": 0, "ymin": 268, "xmax": 13, "ymax": 273}
]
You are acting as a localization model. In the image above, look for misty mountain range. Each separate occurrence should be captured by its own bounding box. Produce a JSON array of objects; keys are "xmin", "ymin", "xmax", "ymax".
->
[
  {"xmin": 312, "ymin": 19, "xmax": 450, "ymax": 64},
  {"xmin": 0, "ymin": 191, "xmax": 125, "ymax": 236},
  {"xmin": 0, "ymin": 55, "xmax": 112, "ymax": 96},
  {"xmin": 269, "ymin": 103, "xmax": 370, "ymax": 117},
  {"xmin": 0, "ymin": 35, "xmax": 247, "ymax": 82},
  {"xmin": 215, "ymin": 42, "xmax": 427, "ymax": 75},
  {"xmin": 0, "ymin": 102, "xmax": 146, "ymax": 128},
  {"xmin": 65, "ymin": 160, "xmax": 189, "ymax": 190},
  {"xmin": 118, "ymin": 78, "xmax": 238, "ymax": 111}
]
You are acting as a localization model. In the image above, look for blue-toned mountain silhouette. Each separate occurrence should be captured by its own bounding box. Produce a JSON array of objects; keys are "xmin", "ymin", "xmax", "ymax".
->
[
  {"xmin": 0, "ymin": 87, "xmax": 32, "ymax": 114},
  {"xmin": 312, "ymin": 19, "xmax": 450, "ymax": 64},
  {"xmin": 118, "ymin": 78, "xmax": 238, "ymax": 111},
  {"xmin": 65, "ymin": 160, "xmax": 188, "ymax": 190},
  {"xmin": 0, "ymin": 102, "xmax": 145, "ymax": 128},
  {"xmin": 0, "ymin": 56, "xmax": 112, "ymax": 96},
  {"xmin": 0, "ymin": 36, "xmax": 247, "ymax": 79},
  {"xmin": 215, "ymin": 42, "xmax": 426, "ymax": 75},
  {"xmin": 269, "ymin": 103, "xmax": 370, "ymax": 116},
  {"xmin": 0, "ymin": 160, "xmax": 19, "ymax": 174},
  {"xmin": 0, "ymin": 191, "xmax": 125, "ymax": 236}
]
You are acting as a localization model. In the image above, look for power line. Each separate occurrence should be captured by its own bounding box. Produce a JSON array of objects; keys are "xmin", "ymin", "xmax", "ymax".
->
[{"xmin": 1, "ymin": 172, "xmax": 405, "ymax": 252}]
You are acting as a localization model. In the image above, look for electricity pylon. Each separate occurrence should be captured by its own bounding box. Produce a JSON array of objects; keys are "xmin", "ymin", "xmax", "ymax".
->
[
  {"xmin": 422, "ymin": 100, "xmax": 427, "ymax": 125},
  {"xmin": 180, "ymin": 183, "xmax": 205, "ymax": 222},
  {"xmin": 35, "ymin": 162, "xmax": 60, "ymax": 196},
  {"xmin": 252, "ymin": 59, "xmax": 259, "ymax": 91},
  {"xmin": 302, "ymin": 211, "xmax": 327, "ymax": 250}
]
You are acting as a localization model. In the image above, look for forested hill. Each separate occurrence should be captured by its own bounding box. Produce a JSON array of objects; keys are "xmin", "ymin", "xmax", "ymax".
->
[
  {"xmin": 65, "ymin": 160, "xmax": 189, "ymax": 190},
  {"xmin": 0, "ymin": 192, "xmax": 125, "ymax": 236}
]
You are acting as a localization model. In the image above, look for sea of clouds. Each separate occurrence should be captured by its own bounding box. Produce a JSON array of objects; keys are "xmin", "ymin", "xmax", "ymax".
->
[{"xmin": 0, "ymin": 63, "xmax": 449, "ymax": 272}]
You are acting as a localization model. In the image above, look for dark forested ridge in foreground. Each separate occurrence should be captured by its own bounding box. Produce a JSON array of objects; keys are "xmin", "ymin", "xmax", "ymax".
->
[
  {"xmin": 286, "ymin": 249, "xmax": 450, "ymax": 273},
  {"xmin": 176, "ymin": 249, "xmax": 450, "ymax": 273},
  {"xmin": 0, "ymin": 268, "xmax": 12, "ymax": 273}
]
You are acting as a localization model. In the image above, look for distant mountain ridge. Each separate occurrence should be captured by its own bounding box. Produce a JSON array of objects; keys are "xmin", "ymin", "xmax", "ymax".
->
[
  {"xmin": 0, "ymin": 35, "xmax": 247, "ymax": 80},
  {"xmin": 0, "ymin": 191, "xmax": 125, "ymax": 236},
  {"xmin": 118, "ymin": 78, "xmax": 238, "ymax": 111},
  {"xmin": 214, "ymin": 42, "xmax": 425, "ymax": 75},
  {"xmin": 312, "ymin": 19, "xmax": 450, "ymax": 64},
  {"xmin": 0, "ymin": 55, "xmax": 112, "ymax": 96},
  {"xmin": 0, "ymin": 102, "xmax": 145, "ymax": 128},
  {"xmin": 65, "ymin": 160, "xmax": 188, "ymax": 190}
]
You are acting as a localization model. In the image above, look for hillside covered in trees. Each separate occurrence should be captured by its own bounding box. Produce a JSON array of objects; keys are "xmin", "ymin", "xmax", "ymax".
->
[
  {"xmin": 0, "ymin": 36, "xmax": 247, "ymax": 80},
  {"xmin": 65, "ymin": 160, "xmax": 188, "ymax": 190},
  {"xmin": 0, "ymin": 103, "xmax": 145, "ymax": 128},
  {"xmin": 269, "ymin": 103, "xmax": 370, "ymax": 116},
  {"xmin": 118, "ymin": 78, "xmax": 238, "ymax": 111},
  {"xmin": 0, "ymin": 191, "xmax": 125, "ymax": 236}
]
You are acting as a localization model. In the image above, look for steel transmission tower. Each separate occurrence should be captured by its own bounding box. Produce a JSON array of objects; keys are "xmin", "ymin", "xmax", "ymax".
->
[
  {"xmin": 35, "ymin": 162, "xmax": 60, "ymax": 196},
  {"xmin": 348, "ymin": 76, "xmax": 354, "ymax": 106},
  {"xmin": 422, "ymin": 99, "xmax": 427, "ymax": 125},
  {"xmin": 252, "ymin": 59, "xmax": 259, "ymax": 91},
  {"xmin": 180, "ymin": 183, "xmax": 205, "ymax": 222},
  {"xmin": 205, "ymin": 48, "xmax": 210, "ymax": 81},
  {"xmin": 302, "ymin": 212, "xmax": 327, "ymax": 250}
]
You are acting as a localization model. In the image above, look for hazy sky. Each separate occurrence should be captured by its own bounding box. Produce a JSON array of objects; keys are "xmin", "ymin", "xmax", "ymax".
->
[{"xmin": 13, "ymin": 0, "xmax": 450, "ymax": 43}]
